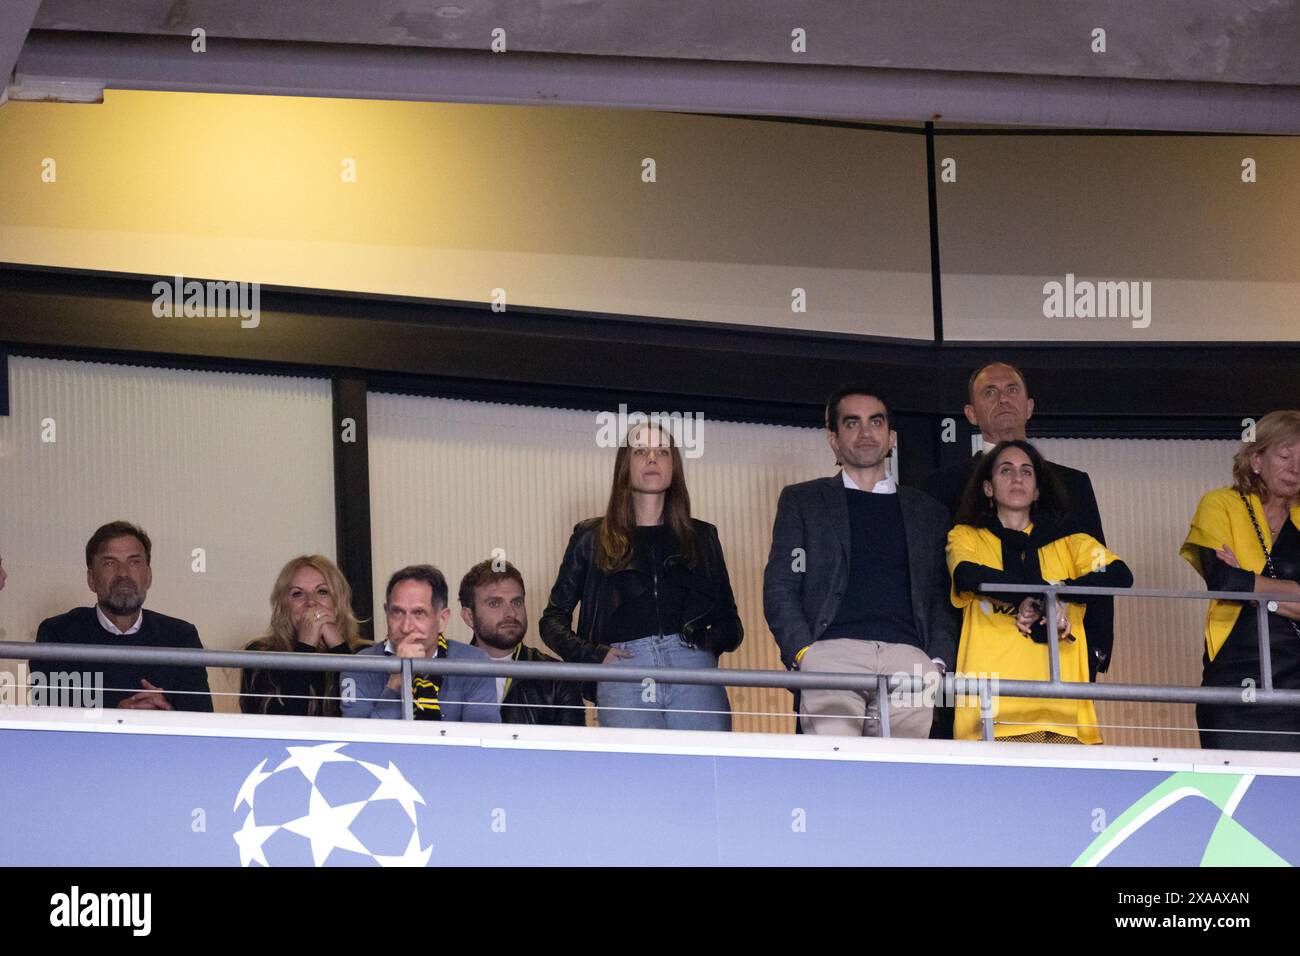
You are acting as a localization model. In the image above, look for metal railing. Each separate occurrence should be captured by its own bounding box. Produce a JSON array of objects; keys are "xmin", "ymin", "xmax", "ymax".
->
[
  {"xmin": 975, "ymin": 582, "xmax": 1298, "ymax": 741},
  {"xmin": 990, "ymin": 582, "xmax": 1282, "ymax": 687},
  {"xmin": 3, "ymin": 584, "xmax": 1298, "ymax": 743}
]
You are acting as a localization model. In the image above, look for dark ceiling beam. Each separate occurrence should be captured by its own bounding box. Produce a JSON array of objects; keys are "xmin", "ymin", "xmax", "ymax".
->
[
  {"xmin": 0, "ymin": 265, "xmax": 1290, "ymax": 434},
  {"xmin": 28, "ymin": 0, "xmax": 1300, "ymax": 87},
  {"xmin": 8, "ymin": 29, "xmax": 1300, "ymax": 133}
]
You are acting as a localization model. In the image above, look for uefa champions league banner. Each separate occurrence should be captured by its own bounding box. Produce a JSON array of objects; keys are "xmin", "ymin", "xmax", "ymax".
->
[{"xmin": 0, "ymin": 715, "xmax": 1296, "ymax": 866}]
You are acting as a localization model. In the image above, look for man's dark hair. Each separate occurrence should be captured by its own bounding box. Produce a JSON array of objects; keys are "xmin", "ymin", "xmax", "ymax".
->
[
  {"xmin": 384, "ymin": 564, "xmax": 449, "ymax": 609},
  {"xmin": 825, "ymin": 385, "xmax": 892, "ymax": 433},
  {"xmin": 967, "ymin": 362, "xmax": 1029, "ymax": 404},
  {"xmin": 85, "ymin": 521, "xmax": 152, "ymax": 568},
  {"xmin": 458, "ymin": 560, "xmax": 526, "ymax": 611}
]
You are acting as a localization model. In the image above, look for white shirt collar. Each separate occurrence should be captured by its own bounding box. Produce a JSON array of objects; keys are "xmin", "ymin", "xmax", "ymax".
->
[
  {"xmin": 96, "ymin": 605, "xmax": 143, "ymax": 636},
  {"xmin": 842, "ymin": 471, "xmax": 897, "ymax": 494}
]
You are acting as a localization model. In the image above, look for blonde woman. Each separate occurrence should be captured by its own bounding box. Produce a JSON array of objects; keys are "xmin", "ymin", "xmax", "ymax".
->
[
  {"xmin": 240, "ymin": 555, "xmax": 365, "ymax": 716},
  {"xmin": 1181, "ymin": 410, "xmax": 1300, "ymax": 751}
]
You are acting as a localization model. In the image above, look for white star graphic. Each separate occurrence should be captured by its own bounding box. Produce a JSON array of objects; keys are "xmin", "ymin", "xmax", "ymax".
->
[
  {"xmin": 359, "ymin": 759, "xmax": 427, "ymax": 825},
  {"xmin": 274, "ymin": 742, "xmax": 352, "ymax": 784},
  {"xmin": 233, "ymin": 809, "xmax": 279, "ymax": 868},
  {"xmin": 373, "ymin": 829, "xmax": 433, "ymax": 868},
  {"xmin": 233, "ymin": 758, "xmax": 273, "ymax": 811},
  {"xmin": 281, "ymin": 786, "xmax": 371, "ymax": 867}
]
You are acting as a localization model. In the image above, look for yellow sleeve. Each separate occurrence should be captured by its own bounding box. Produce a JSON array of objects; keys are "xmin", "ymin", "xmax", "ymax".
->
[
  {"xmin": 1179, "ymin": 488, "xmax": 1235, "ymax": 578},
  {"xmin": 946, "ymin": 524, "xmax": 983, "ymax": 608},
  {"xmin": 1065, "ymin": 533, "xmax": 1123, "ymax": 577},
  {"xmin": 946, "ymin": 524, "xmax": 983, "ymax": 573}
]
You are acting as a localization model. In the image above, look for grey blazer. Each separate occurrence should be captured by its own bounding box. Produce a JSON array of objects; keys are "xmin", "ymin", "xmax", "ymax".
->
[
  {"xmin": 341, "ymin": 640, "xmax": 502, "ymax": 723},
  {"xmin": 762, "ymin": 474, "xmax": 960, "ymax": 670}
]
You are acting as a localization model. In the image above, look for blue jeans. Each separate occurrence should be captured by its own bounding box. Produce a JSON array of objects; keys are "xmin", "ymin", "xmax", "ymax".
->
[{"xmin": 596, "ymin": 634, "xmax": 732, "ymax": 732}]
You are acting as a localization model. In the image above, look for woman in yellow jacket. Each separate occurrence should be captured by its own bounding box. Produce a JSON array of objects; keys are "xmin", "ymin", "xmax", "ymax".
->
[
  {"xmin": 1181, "ymin": 409, "xmax": 1300, "ymax": 751},
  {"xmin": 947, "ymin": 440, "xmax": 1133, "ymax": 743}
]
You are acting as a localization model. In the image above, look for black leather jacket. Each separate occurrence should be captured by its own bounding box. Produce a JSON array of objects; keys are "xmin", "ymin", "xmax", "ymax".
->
[
  {"xmin": 540, "ymin": 517, "xmax": 744, "ymax": 669},
  {"xmin": 475, "ymin": 640, "xmax": 587, "ymax": 727}
]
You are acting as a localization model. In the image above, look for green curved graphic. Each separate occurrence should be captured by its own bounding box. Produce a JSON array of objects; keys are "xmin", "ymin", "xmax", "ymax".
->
[{"xmin": 1073, "ymin": 771, "xmax": 1289, "ymax": 867}]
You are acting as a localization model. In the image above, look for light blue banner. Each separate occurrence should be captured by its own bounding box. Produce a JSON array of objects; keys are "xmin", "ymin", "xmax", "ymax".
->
[{"xmin": 1, "ymin": 722, "xmax": 1296, "ymax": 866}]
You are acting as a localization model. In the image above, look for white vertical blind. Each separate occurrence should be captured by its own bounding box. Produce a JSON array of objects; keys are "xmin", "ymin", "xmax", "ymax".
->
[
  {"xmin": 0, "ymin": 360, "xmax": 1244, "ymax": 741},
  {"xmin": 0, "ymin": 356, "xmax": 335, "ymax": 712},
  {"xmin": 370, "ymin": 400, "xmax": 1244, "ymax": 743},
  {"xmin": 1036, "ymin": 437, "xmax": 1239, "ymax": 748},
  {"xmin": 367, "ymin": 393, "xmax": 834, "ymax": 732}
]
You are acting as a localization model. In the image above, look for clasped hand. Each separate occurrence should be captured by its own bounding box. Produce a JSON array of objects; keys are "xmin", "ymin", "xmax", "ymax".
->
[{"xmin": 1015, "ymin": 597, "xmax": 1073, "ymax": 641}]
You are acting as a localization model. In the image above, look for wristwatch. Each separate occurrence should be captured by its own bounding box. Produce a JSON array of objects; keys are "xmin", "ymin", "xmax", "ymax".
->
[{"xmin": 1267, "ymin": 600, "xmax": 1280, "ymax": 614}]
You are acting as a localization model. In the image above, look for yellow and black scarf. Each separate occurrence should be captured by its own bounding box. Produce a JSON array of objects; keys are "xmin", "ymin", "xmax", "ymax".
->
[{"xmin": 411, "ymin": 633, "xmax": 450, "ymax": 720}]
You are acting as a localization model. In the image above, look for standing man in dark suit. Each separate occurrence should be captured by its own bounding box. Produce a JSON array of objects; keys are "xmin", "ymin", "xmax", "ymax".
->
[
  {"xmin": 920, "ymin": 361, "xmax": 1113, "ymax": 682},
  {"xmin": 764, "ymin": 386, "xmax": 959, "ymax": 737}
]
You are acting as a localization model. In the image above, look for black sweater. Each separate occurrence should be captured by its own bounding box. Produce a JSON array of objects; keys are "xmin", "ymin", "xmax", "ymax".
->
[
  {"xmin": 34, "ymin": 606, "xmax": 214, "ymax": 712},
  {"xmin": 821, "ymin": 488, "xmax": 920, "ymax": 648}
]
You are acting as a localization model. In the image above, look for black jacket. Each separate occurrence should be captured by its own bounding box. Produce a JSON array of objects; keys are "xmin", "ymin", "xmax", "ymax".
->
[
  {"xmin": 540, "ymin": 517, "xmax": 744, "ymax": 679},
  {"xmin": 919, "ymin": 451, "xmax": 1114, "ymax": 674},
  {"xmin": 475, "ymin": 641, "xmax": 587, "ymax": 726},
  {"xmin": 239, "ymin": 639, "xmax": 355, "ymax": 716}
]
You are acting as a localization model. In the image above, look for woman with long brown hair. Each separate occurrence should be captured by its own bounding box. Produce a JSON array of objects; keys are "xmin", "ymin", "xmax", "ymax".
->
[
  {"xmin": 240, "ymin": 554, "xmax": 365, "ymax": 716},
  {"xmin": 1181, "ymin": 409, "xmax": 1300, "ymax": 750},
  {"xmin": 540, "ymin": 421, "xmax": 743, "ymax": 730}
]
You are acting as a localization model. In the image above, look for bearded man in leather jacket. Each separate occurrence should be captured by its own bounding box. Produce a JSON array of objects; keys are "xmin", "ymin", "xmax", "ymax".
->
[{"xmin": 460, "ymin": 559, "xmax": 586, "ymax": 726}]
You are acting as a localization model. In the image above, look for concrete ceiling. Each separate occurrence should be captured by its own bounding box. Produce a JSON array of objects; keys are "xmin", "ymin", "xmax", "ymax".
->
[{"xmin": 3, "ymin": 0, "xmax": 1300, "ymax": 130}]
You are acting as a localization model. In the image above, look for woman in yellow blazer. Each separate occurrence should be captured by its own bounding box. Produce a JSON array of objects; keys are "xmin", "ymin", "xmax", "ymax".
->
[
  {"xmin": 1181, "ymin": 409, "xmax": 1300, "ymax": 751},
  {"xmin": 947, "ymin": 440, "xmax": 1133, "ymax": 743}
]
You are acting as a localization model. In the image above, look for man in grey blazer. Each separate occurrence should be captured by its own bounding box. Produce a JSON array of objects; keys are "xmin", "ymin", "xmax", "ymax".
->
[
  {"xmin": 342, "ymin": 564, "xmax": 500, "ymax": 723},
  {"xmin": 763, "ymin": 386, "xmax": 959, "ymax": 737}
]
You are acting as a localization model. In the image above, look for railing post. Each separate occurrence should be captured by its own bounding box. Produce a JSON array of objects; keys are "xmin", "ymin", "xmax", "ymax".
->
[
  {"xmin": 1256, "ymin": 596, "xmax": 1275, "ymax": 692},
  {"xmin": 401, "ymin": 658, "xmax": 414, "ymax": 720},
  {"xmin": 1045, "ymin": 586, "xmax": 1061, "ymax": 683},
  {"xmin": 979, "ymin": 679, "xmax": 995, "ymax": 741},
  {"xmin": 876, "ymin": 674, "xmax": 891, "ymax": 738}
]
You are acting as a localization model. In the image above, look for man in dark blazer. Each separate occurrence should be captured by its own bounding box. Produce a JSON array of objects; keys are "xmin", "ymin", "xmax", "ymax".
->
[
  {"xmin": 764, "ymin": 386, "xmax": 960, "ymax": 737},
  {"xmin": 920, "ymin": 361, "xmax": 1113, "ymax": 684}
]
